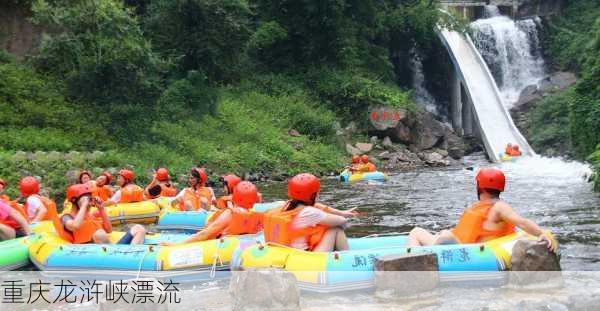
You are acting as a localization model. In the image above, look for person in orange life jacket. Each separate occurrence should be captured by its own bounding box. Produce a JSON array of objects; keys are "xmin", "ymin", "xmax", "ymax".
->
[
  {"xmin": 144, "ymin": 168, "xmax": 178, "ymax": 199},
  {"xmin": 19, "ymin": 176, "xmax": 52, "ymax": 222},
  {"xmin": 93, "ymin": 172, "xmax": 114, "ymax": 202},
  {"xmin": 61, "ymin": 184, "xmax": 146, "ymax": 244},
  {"xmin": 174, "ymin": 168, "xmax": 216, "ymax": 211},
  {"xmin": 162, "ymin": 181, "xmax": 262, "ymax": 246},
  {"xmin": 0, "ymin": 199, "xmax": 30, "ymax": 241},
  {"xmin": 347, "ymin": 155, "xmax": 362, "ymax": 173},
  {"xmin": 265, "ymin": 173, "xmax": 359, "ymax": 252},
  {"xmin": 359, "ymin": 155, "xmax": 376, "ymax": 172},
  {"xmin": 406, "ymin": 167, "xmax": 556, "ymax": 252},
  {"xmin": 78, "ymin": 170, "xmax": 93, "ymax": 185},
  {"xmin": 103, "ymin": 169, "xmax": 144, "ymax": 207},
  {"xmin": 216, "ymin": 174, "xmax": 263, "ymax": 209}
]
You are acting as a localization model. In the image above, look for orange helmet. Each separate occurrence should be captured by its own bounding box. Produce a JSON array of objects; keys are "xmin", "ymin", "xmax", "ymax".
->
[
  {"xmin": 19, "ymin": 176, "xmax": 40, "ymax": 196},
  {"xmin": 361, "ymin": 155, "xmax": 369, "ymax": 163},
  {"xmin": 78, "ymin": 170, "xmax": 92, "ymax": 183},
  {"xmin": 100, "ymin": 171, "xmax": 113, "ymax": 184},
  {"xmin": 191, "ymin": 167, "xmax": 208, "ymax": 186},
  {"xmin": 351, "ymin": 155, "xmax": 360, "ymax": 164},
  {"xmin": 232, "ymin": 181, "xmax": 259, "ymax": 209},
  {"xmin": 288, "ymin": 173, "xmax": 320, "ymax": 204},
  {"xmin": 156, "ymin": 168, "xmax": 170, "ymax": 182},
  {"xmin": 0, "ymin": 178, "xmax": 6, "ymax": 187},
  {"xmin": 476, "ymin": 168, "xmax": 506, "ymax": 192},
  {"xmin": 222, "ymin": 174, "xmax": 242, "ymax": 193},
  {"xmin": 118, "ymin": 169, "xmax": 135, "ymax": 183},
  {"xmin": 67, "ymin": 184, "xmax": 93, "ymax": 203}
]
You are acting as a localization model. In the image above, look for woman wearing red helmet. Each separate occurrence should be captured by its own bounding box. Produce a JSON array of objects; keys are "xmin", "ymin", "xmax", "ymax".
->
[
  {"xmin": 406, "ymin": 168, "xmax": 556, "ymax": 252},
  {"xmin": 263, "ymin": 173, "xmax": 358, "ymax": 252},
  {"xmin": 103, "ymin": 169, "xmax": 144, "ymax": 207},
  {"xmin": 163, "ymin": 181, "xmax": 263, "ymax": 246},
  {"xmin": 348, "ymin": 155, "xmax": 362, "ymax": 173},
  {"xmin": 359, "ymin": 155, "xmax": 377, "ymax": 173},
  {"xmin": 174, "ymin": 168, "xmax": 216, "ymax": 211},
  {"xmin": 216, "ymin": 174, "xmax": 264, "ymax": 210},
  {"xmin": 144, "ymin": 168, "xmax": 178, "ymax": 199},
  {"xmin": 0, "ymin": 199, "xmax": 30, "ymax": 241},
  {"xmin": 19, "ymin": 176, "xmax": 54, "ymax": 222}
]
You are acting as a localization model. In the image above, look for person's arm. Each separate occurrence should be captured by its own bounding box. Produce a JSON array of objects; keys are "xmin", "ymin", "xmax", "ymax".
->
[
  {"xmin": 314, "ymin": 202, "xmax": 358, "ymax": 218},
  {"xmin": 9, "ymin": 209, "xmax": 30, "ymax": 235},
  {"xmin": 496, "ymin": 202, "xmax": 557, "ymax": 252},
  {"xmin": 95, "ymin": 198, "xmax": 112, "ymax": 233},
  {"xmin": 318, "ymin": 213, "xmax": 348, "ymax": 227},
  {"xmin": 162, "ymin": 210, "xmax": 231, "ymax": 245},
  {"xmin": 103, "ymin": 190, "xmax": 121, "ymax": 207}
]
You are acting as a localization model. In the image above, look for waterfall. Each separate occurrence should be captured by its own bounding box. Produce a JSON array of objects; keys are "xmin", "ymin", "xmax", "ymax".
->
[
  {"xmin": 471, "ymin": 6, "xmax": 545, "ymax": 108},
  {"xmin": 409, "ymin": 49, "xmax": 440, "ymax": 117}
]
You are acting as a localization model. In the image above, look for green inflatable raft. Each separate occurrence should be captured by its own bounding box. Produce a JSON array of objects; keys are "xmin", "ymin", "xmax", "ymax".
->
[{"xmin": 0, "ymin": 237, "xmax": 34, "ymax": 270}]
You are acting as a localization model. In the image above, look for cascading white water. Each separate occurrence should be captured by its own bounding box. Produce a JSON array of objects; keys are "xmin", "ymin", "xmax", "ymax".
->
[
  {"xmin": 409, "ymin": 49, "xmax": 440, "ymax": 116},
  {"xmin": 471, "ymin": 6, "xmax": 545, "ymax": 108}
]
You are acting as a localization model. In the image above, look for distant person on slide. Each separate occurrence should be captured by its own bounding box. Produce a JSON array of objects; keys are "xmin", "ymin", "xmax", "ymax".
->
[{"xmin": 406, "ymin": 167, "xmax": 556, "ymax": 252}]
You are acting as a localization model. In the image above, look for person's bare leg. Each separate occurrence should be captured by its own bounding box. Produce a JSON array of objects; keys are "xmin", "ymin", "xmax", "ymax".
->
[
  {"xmin": 93, "ymin": 229, "xmax": 111, "ymax": 244},
  {"xmin": 0, "ymin": 224, "xmax": 16, "ymax": 241},
  {"xmin": 334, "ymin": 228, "xmax": 349, "ymax": 251},
  {"xmin": 433, "ymin": 230, "xmax": 459, "ymax": 245},
  {"xmin": 130, "ymin": 225, "xmax": 146, "ymax": 245},
  {"xmin": 312, "ymin": 228, "xmax": 340, "ymax": 252},
  {"xmin": 406, "ymin": 227, "xmax": 437, "ymax": 247}
]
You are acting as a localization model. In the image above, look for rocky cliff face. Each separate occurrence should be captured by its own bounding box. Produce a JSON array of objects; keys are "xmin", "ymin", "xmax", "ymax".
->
[{"xmin": 0, "ymin": 2, "xmax": 42, "ymax": 58}]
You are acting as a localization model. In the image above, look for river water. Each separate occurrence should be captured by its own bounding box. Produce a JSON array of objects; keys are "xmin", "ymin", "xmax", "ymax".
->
[{"xmin": 261, "ymin": 154, "xmax": 599, "ymax": 271}]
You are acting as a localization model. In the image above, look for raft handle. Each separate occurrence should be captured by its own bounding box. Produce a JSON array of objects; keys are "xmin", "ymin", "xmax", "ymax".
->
[
  {"xmin": 406, "ymin": 247, "xmax": 411, "ymax": 254},
  {"xmin": 480, "ymin": 245, "xmax": 485, "ymax": 252}
]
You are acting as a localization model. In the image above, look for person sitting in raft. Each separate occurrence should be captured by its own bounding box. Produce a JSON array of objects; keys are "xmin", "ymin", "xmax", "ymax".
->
[
  {"xmin": 163, "ymin": 181, "xmax": 263, "ymax": 246},
  {"xmin": 103, "ymin": 169, "xmax": 144, "ymax": 207},
  {"xmin": 263, "ymin": 173, "xmax": 358, "ymax": 252},
  {"xmin": 406, "ymin": 167, "xmax": 557, "ymax": 252},
  {"xmin": 174, "ymin": 168, "xmax": 216, "ymax": 211},
  {"xmin": 78, "ymin": 170, "xmax": 93, "ymax": 185},
  {"xmin": 19, "ymin": 176, "xmax": 54, "ymax": 222},
  {"xmin": 216, "ymin": 174, "xmax": 263, "ymax": 210},
  {"xmin": 93, "ymin": 172, "xmax": 114, "ymax": 202},
  {"xmin": 57, "ymin": 184, "xmax": 146, "ymax": 244},
  {"xmin": 359, "ymin": 155, "xmax": 377, "ymax": 173},
  {"xmin": 0, "ymin": 178, "xmax": 11, "ymax": 202},
  {"xmin": 505, "ymin": 143, "xmax": 522, "ymax": 157},
  {"xmin": 144, "ymin": 168, "xmax": 178, "ymax": 199},
  {"xmin": 347, "ymin": 155, "xmax": 362, "ymax": 173},
  {"xmin": 0, "ymin": 199, "xmax": 31, "ymax": 241}
]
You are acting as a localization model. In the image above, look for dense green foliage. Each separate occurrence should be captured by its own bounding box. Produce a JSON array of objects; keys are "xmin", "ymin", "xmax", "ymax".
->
[
  {"xmin": 534, "ymin": 0, "xmax": 600, "ymax": 188},
  {"xmin": 526, "ymin": 90, "xmax": 573, "ymax": 157},
  {"xmin": 0, "ymin": 0, "xmax": 447, "ymax": 197}
]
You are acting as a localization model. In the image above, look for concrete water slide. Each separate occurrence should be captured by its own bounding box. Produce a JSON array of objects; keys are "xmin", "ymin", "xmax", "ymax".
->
[{"xmin": 437, "ymin": 26, "xmax": 534, "ymax": 162}]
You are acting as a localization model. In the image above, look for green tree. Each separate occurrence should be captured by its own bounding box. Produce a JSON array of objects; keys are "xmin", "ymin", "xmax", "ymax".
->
[{"xmin": 145, "ymin": 0, "xmax": 252, "ymax": 82}]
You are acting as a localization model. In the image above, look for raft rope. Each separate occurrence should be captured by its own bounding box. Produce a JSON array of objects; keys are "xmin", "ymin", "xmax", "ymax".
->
[
  {"xmin": 210, "ymin": 240, "xmax": 224, "ymax": 279},
  {"xmin": 360, "ymin": 231, "xmax": 410, "ymax": 238},
  {"xmin": 135, "ymin": 247, "xmax": 152, "ymax": 280}
]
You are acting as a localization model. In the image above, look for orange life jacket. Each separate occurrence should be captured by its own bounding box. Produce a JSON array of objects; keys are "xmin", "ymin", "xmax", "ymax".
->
[
  {"xmin": 93, "ymin": 185, "xmax": 113, "ymax": 202},
  {"xmin": 178, "ymin": 187, "xmax": 213, "ymax": 211},
  {"xmin": 48, "ymin": 203, "xmax": 103, "ymax": 244},
  {"xmin": 263, "ymin": 203, "xmax": 328, "ymax": 251},
  {"xmin": 216, "ymin": 195, "xmax": 232, "ymax": 210},
  {"xmin": 120, "ymin": 184, "xmax": 144, "ymax": 203},
  {"xmin": 505, "ymin": 146, "xmax": 522, "ymax": 157},
  {"xmin": 206, "ymin": 207, "xmax": 264, "ymax": 238},
  {"xmin": 26, "ymin": 195, "xmax": 54, "ymax": 221},
  {"xmin": 0, "ymin": 200, "xmax": 27, "ymax": 230},
  {"xmin": 366, "ymin": 163, "xmax": 377, "ymax": 172},
  {"xmin": 160, "ymin": 184, "xmax": 177, "ymax": 197},
  {"xmin": 451, "ymin": 200, "xmax": 516, "ymax": 244}
]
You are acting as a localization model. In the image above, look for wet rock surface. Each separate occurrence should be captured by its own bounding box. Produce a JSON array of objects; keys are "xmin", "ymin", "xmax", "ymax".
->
[{"xmin": 229, "ymin": 269, "xmax": 300, "ymax": 311}]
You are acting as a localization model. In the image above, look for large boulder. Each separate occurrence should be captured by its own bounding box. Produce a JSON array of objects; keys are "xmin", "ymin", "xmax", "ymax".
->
[
  {"xmin": 509, "ymin": 240, "xmax": 562, "ymax": 286},
  {"xmin": 374, "ymin": 253, "xmax": 439, "ymax": 296},
  {"xmin": 345, "ymin": 143, "xmax": 361, "ymax": 156},
  {"xmin": 410, "ymin": 112, "xmax": 446, "ymax": 151},
  {"xmin": 229, "ymin": 269, "xmax": 300, "ymax": 311},
  {"xmin": 355, "ymin": 142, "xmax": 373, "ymax": 153}
]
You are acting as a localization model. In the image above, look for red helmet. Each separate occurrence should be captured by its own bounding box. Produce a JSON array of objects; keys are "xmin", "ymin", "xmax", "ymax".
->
[
  {"xmin": 288, "ymin": 173, "xmax": 320, "ymax": 204},
  {"xmin": 19, "ymin": 176, "xmax": 40, "ymax": 196},
  {"xmin": 351, "ymin": 155, "xmax": 360, "ymax": 164},
  {"xmin": 0, "ymin": 178, "xmax": 6, "ymax": 187},
  {"xmin": 191, "ymin": 168, "xmax": 208, "ymax": 185},
  {"xmin": 476, "ymin": 168, "xmax": 506, "ymax": 192},
  {"xmin": 156, "ymin": 168, "xmax": 170, "ymax": 182},
  {"xmin": 361, "ymin": 155, "xmax": 369, "ymax": 163},
  {"xmin": 78, "ymin": 170, "xmax": 92, "ymax": 183},
  {"xmin": 118, "ymin": 169, "xmax": 135, "ymax": 183},
  {"xmin": 232, "ymin": 181, "xmax": 259, "ymax": 209},
  {"xmin": 67, "ymin": 184, "xmax": 93, "ymax": 203},
  {"xmin": 101, "ymin": 171, "xmax": 113, "ymax": 184},
  {"xmin": 222, "ymin": 174, "xmax": 242, "ymax": 193}
]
